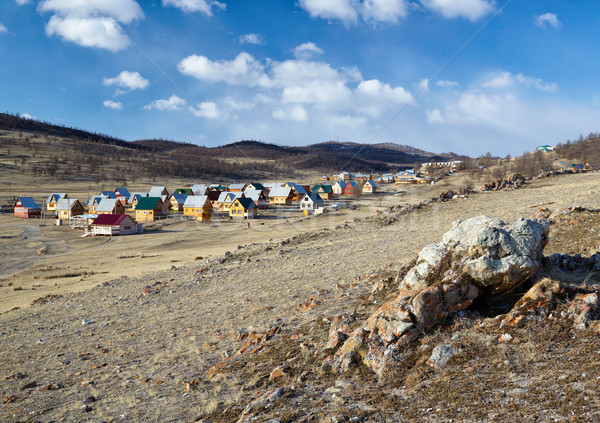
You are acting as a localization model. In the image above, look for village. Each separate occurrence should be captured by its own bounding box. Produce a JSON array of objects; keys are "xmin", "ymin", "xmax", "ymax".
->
[{"xmin": 9, "ymin": 163, "xmax": 461, "ymax": 237}]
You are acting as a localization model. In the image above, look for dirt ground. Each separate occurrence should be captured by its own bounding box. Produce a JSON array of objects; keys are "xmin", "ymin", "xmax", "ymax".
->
[
  {"xmin": 1, "ymin": 171, "xmax": 599, "ymax": 422},
  {"xmin": 0, "ymin": 175, "xmax": 471, "ymax": 313}
]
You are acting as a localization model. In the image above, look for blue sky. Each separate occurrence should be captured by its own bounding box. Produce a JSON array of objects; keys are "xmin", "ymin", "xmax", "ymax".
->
[{"xmin": 1, "ymin": 0, "xmax": 599, "ymax": 156}]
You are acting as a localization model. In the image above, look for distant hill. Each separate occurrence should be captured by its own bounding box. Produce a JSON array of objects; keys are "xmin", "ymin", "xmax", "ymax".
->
[{"xmin": 0, "ymin": 112, "xmax": 466, "ymax": 180}]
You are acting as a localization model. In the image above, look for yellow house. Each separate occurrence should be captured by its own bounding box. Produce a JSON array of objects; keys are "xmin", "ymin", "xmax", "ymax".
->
[
  {"xmin": 182, "ymin": 195, "xmax": 213, "ymax": 221},
  {"xmin": 135, "ymin": 197, "xmax": 165, "ymax": 222},
  {"xmin": 46, "ymin": 193, "xmax": 68, "ymax": 212},
  {"xmin": 229, "ymin": 197, "xmax": 257, "ymax": 219}
]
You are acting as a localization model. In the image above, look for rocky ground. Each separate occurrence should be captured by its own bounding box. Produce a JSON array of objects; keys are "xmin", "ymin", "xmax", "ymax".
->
[{"xmin": 2, "ymin": 172, "xmax": 600, "ymax": 422}]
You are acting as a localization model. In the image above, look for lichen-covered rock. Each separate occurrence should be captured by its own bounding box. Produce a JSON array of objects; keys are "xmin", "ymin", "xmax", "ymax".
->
[
  {"xmin": 427, "ymin": 344, "xmax": 460, "ymax": 369},
  {"xmin": 400, "ymin": 215, "xmax": 549, "ymax": 294}
]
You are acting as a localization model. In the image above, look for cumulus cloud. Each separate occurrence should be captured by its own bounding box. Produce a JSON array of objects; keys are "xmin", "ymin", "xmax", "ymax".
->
[
  {"xmin": 293, "ymin": 42, "xmax": 324, "ymax": 60},
  {"xmin": 420, "ymin": 0, "xmax": 494, "ymax": 21},
  {"xmin": 361, "ymin": 0, "xmax": 409, "ymax": 23},
  {"xmin": 38, "ymin": 0, "xmax": 143, "ymax": 51},
  {"xmin": 21, "ymin": 113, "xmax": 34, "ymax": 119},
  {"xmin": 143, "ymin": 95, "xmax": 187, "ymax": 111},
  {"xmin": 103, "ymin": 71, "xmax": 149, "ymax": 94},
  {"xmin": 103, "ymin": 100, "xmax": 123, "ymax": 110},
  {"xmin": 298, "ymin": 0, "xmax": 358, "ymax": 23},
  {"xmin": 190, "ymin": 101, "xmax": 220, "ymax": 119},
  {"xmin": 483, "ymin": 72, "xmax": 558, "ymax": 93},
  {"xmin": 535, "ymin": 13, "xmax": 560, "ymax": 29},
  {"xmin": 162, "ymin": 0, "xmax": 226, "ymax": 15},
  {"xmin": 238, "ymin": 33, "xmax": 263, "ymax": 45},
  {"xmin": 0, "ymin": 23, "xmax": 7, "ymax": 34},
  {"xmin": 272, "ymin": 105, "xmax": 308, "ymax": 122},
  {"xmin": 178, "ymin": 52, "xmax": 269, "ymax": 87}
]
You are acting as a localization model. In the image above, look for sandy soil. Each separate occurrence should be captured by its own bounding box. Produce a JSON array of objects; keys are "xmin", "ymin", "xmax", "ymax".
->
[
  {"xmin": 0, "ymin": 174, "xmax": 472, "ymax": 313},
  {"xmin": 1, "ymin": 171, "xmax": 599, "ymax": 422}
]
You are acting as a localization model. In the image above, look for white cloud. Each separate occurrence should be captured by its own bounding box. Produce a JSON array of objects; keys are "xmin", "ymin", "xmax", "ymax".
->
[
  {"xmin": 436, "ymin": 79, "xmax": 459, "ymax": 87},
  {"xmin": 38, "ymin": 0, "xmax": 144, "ymax": 51},
  {"xmin": 535, "ymin": 13, "xmax": 560, "ymax": 29},
  {"xmin": 103, "ymin": 71, "xmax": 150, "ymax": 94},
  {"xmin": 356, "ymin": 79, "xmax": 413, "ymax": 103},
  {"xmin": 178, "ymin": 52, "xmax": 269, "ymax": 87},
  {"xmin": 190, "ymin": 101, "xmax": 220, "ymax": 119},
  {"xmin": 15, "ymin": 0, "xmax": 32, "ymax": 5},
  {"xmin": 0, "ymin": 23, "xmax": 7, "ymax": 34},
  {"xmin": 417, "ymin": 78, "xmax": 430, "ymax": 92},
  {"xmin": 420, "ymin": 0, "xmax": 494, "ymax": 21},
  {"xmin": 162, "ymin": 0, "xmax": 226, "ymax": 15},
  {"xmin": 103, "ymin": 100, "xmax": 123, "ymax": 110},
  {"xmin": 272, "ymin": 105, "xmax": 308, "ymax": 122},
  {"xmin": 293, "ymin": 42, "xmax": 324, "ymax": 60},
  {"xmin": 483, "ymin": 72, "xmax": 558, "ymax": 93},
  {"xmin": 362, "ymin": 0, "xmax": 409, "ymax": 23},
  {"xmin": 298, "ymin": 0, "xmax": 358, "ymax": 23},
  {"xmin": 143, "ymin": 95, "xmax": 187, "ymax": 111},
  {"xmin": 238, "ymin": 33, "xmax": 263, "ymax": 45},
  {"xmin": 21, "ymin": 113, "xmax": 34, "ymax": 119}
]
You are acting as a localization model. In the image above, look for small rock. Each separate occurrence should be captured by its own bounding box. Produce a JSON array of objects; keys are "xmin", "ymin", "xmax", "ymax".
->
[
  {"xmin": 83, "ymin": 395, "xmax": 96, "ymax": 404},
  {"xmin": 427, "ymin": 344, "xmax": 460, "ymax": 368}
]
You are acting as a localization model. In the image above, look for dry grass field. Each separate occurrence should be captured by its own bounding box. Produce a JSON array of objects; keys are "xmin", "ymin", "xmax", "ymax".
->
[{"xmin": 1, "ymin": 169, "xmax": 600, "ymax": 422}]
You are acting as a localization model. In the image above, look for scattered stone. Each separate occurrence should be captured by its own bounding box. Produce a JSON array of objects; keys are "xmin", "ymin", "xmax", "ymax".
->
[
  {"xmin": 269, "ymin": 364, "xmax": 291, "ymax": 381},
  {"xmin": 83, "ymin": 395, "xmax": 96, "ymax": 404},
  {"xmin": 427, "ymin": 344, "xmax": 460, "ymax": 368}
]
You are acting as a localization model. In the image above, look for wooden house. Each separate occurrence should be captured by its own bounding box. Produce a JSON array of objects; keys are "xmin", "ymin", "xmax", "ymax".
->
[
  {"xmin": 268, "ymin": 186, "xmax": 293, "ymax": 206},
  {"xmin": 90, "ymin": 214, "xmax": 138, "ymax": 236},
  {"xmin": 229, "ymin": 197, "xmax": 257, "ymax": 219},
  {"xmin": 95, "ymin": 198, "xmax": 126, "ymax": 215},
  {"xmin": 100, "ymin": 190, "xmax": 117, "ymax": 199},
  {"xmin": 182, "ymin": 195, "xmax": 213, "ymax": 221},
  {"xmin": 245, "ymin": 183, "xmax": 267, "ymax": 193},
  {"xmin": 343, "ymin": 181, "xmax": 358, "ymax": 196},
  {"xmin": 206, "ymin": 190, "xmax": 221, "ymax": 209},
  {"xmin": 46, "ymin": 193, "xmax": 67, "ymax": 212},
  {"xmin": 332, "ymin": 180, "xmax": 347, "ymax": 195},
  {"xmin": 174, "ymin": 188, "xmax": 193, "ymax": 195},
  {"xmin": 114, "ymin": 187, "xmax": 130, "ymax": 204},
  {"xmin": 135, "ymin": 197, "xmax": 166, "ymax": 222},
  {"xmin": 191, "ymin": 184, "xmax": 208, "ymax": 195},
  {"xmin": 87, "ymin": 195, "xmax": 104, "ymax": 213},
  {"xmin": 300, "ymin": 193, "xmax": 324, "ymax": 211},
  {"xmin": 216, "ymin": 192, "xmax": 239, "ymax": 212},
  {"xmin": 313, "ymin": 184, "xmax": 333, "ymax": 200},
  {"xmin": 14, "ymin": 197, "xmax": 41, "ymax": 218},
  {"xmin": 170, "ymin": 193, "xmax": 188, "ymax": 212},
  {"xmin": 243, "ymin": 189, "xmax": 267, "ymax": 210},
  {"xmin": 228, "ymin": 183, "xmax": 247, "ymax": 192},
  {"xmin": 148, "ymin": 186, "xmax": 169, "ymax": 198},
  {"xmin": 56, "ymin": 199, "xmax": 85, "ymax": 220},
  {"xmin": 284, "ymin": 182, "xmax": 307, "ymax": 201},
  {"xmin": 362, "ymin": 180, "xmax": 378, "ymax": 194}
]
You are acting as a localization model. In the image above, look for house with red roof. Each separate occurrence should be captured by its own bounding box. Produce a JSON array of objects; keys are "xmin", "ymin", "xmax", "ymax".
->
[{"xmin": 90, "ymin": 214, "xmax": 139, "ymax": 236}]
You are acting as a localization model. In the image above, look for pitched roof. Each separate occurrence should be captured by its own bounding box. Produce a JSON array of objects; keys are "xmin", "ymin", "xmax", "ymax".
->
[
  {"xmin": 96, "ymin": 198, "xmax": 120, "ymax": 213},
  {"xmin": 115, "ymin": 187, "xmax": 130, "ymax": 197},
  {"xmin": 191, "ymin": 184, "xmax": 208, "ymax": 195},
  {"xmin": 246, "ymin": 183, "xmax": 266, "ymax": 191},
  {"xmin": 287, "ymin": 182, "xmax": 307, "ymax": 195},
  {"xmin": 313, "ymin": 184, "xmax": 332, "ymax": 193},
  {"xmin": 217, "ymin": 191, "xmax": 238, "ymax": 203},
  {"xmin": 46, "ymin": 193, "xmax": 66, "ymax": 203},
  {"xmin": 16, "ymin": 197, "xmax": 40, "ymax": 209},
  {"xmin": 92, "ymin": 214, "xmax": 135, "ymax": 226},
  {"xmin": 136, "ymin": 196, "xmax": 162, "ymax": 210},
  {"xmin": 128, "ymin": 193, "xmax": 145, "ymax": 202},
  {"xmin": 268, "ymin": 186, "xmax": 292, "ymax": 198},
  {"xmin": 345, "ymin": 181, "xmax": 358, "ymax": 188},
  {"xmin": 101, "ymin": 191, "xmax": 117, "ymax": 199},
  {"xmin": 233, "ymin": 197, "xmax": 257, "ymax": 210},
  {"xmin": 171, "ymin": 193, "xmax": 188, "ymax": 204},
  {"xmin": 243, "ymin": 189, "xmax": 264, "ymax": 202},
  {"xmin": 56, "ymin": 198, "xmax": 81, "ymax": 210},
  {"xmin": 88, "ymin": 195, "xmax": 104, "ymax": 206},
  {"xmin": 334, "ymin": 180, "xmax": 347, "ymax": 188},
  {"xmin": 365, "ymin": 180, "xmax": 378, "ymax": 188},
  {"xmin": 183, "ymin": 195, "xmax": 210, "ymax": 208},
  {"xmin": 302, "ymin": 193, "xmax": 324, "ymax": 204},
  {"xmin": 148, "ymin": 186, "xmax": 168, "ymax": 197},
  {"xmin": 228, "ymin": 183, "xmax": 247, "ymax": 190}
]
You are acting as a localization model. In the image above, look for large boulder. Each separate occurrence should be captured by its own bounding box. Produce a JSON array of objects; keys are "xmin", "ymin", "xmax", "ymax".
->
[
  {"xmin": 331, "ymin": 216, "xmax": 550, "ymax": 377},
  {"xmin": 400, "ymin": 215, "xmax": 549, "ymax": 294}
]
